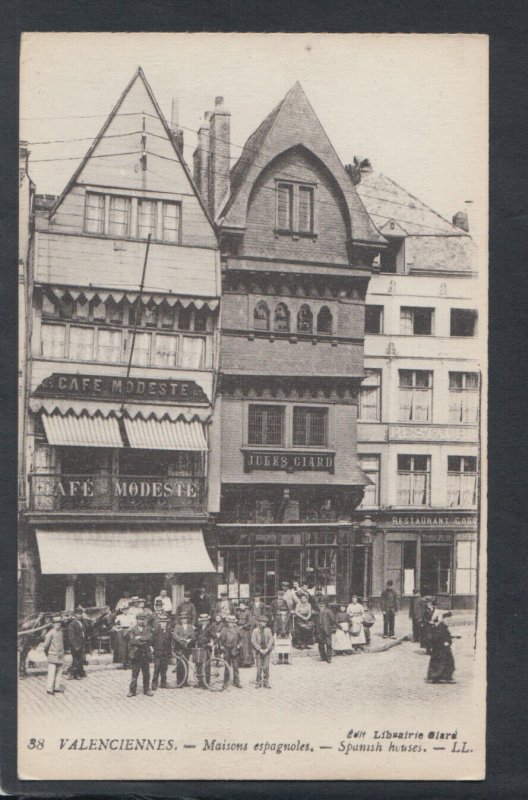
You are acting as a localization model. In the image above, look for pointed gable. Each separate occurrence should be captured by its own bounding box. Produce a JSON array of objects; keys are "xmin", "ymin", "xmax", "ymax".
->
[{"xmin": 219, "ymin": 82, "xmax": 385, "ymax": 249}]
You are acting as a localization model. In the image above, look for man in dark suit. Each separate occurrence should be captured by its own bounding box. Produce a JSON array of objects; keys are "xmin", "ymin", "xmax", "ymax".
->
[
  {"xmin": 175, "ymin": 591, "xmax": 197, "ymax": 626},
  {"xmin": 218, "ymin": 615, "xmax": 243, "ymax": 688},
  {"xmin": 409, "ymin": 589, "xmax": 425, "ymax": 642},
  {"xmin": 381, "ymin": 580, "xmax": 399, "ymax": 639},
  {"xmin": 151, "ymin": 613, "xmax": 172, "ymax": 690},
  {"xmin": 315, "ymin": 597, "xmax": 335, "ymax": 663},
  {"xmin": 67, "ymin": 607, "xmax": 87, "ymax": 680},
  {"xmin": 126, "ymin": 613, "xmax": 154, "ymax": 697},
  {"xmin": 193, "ymin": 585, "xmax": 213, "ymax": 618}
]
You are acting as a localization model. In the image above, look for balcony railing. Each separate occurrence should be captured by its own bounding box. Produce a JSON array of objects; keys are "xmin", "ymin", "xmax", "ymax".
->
[{"xmin": 28, "ymin": 473, "xmax": 205, "ymax": 513}]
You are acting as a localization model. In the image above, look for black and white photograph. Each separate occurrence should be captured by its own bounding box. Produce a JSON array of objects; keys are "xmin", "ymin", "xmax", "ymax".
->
[{"xmin": 17, "ymin": 32, "xmax": 487, "ymax": 781}]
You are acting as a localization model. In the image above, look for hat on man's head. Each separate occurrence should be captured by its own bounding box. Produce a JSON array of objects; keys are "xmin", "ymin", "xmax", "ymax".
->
[
  {"xmin": 198, "ymin": 613, "xmax": 210, "ymax": 622},
  {"xmin": 258, "ymin": 615, "xmax": 268, "ymax": 624},
  {"xmin": 157, "ymin": 613, "xmax": 169, "ymax": 621},
  {"xmin": 136, "ymin": 613, "xmax": 147, "ymax": 620},
  {"xmin": 220, "ymin": 591, "xmax": 228, "ymax": 597},
  {"xmin": 238, "ymin": 601, "xmax": 247, "ymax": 609},
  {"xmin": 130, "ymin": 596, "xmax": 139, "ymax": 602},
  {"xmin": 178, "ymin": 611, "xmax": 189, "ymax": 619},
  {"xmin": 226, "ymin": 614, "xmax": 237, "ymax": 623},
  {"xmin": 137, "ymin": 598, "xmax": 146, "ymax": 603}
]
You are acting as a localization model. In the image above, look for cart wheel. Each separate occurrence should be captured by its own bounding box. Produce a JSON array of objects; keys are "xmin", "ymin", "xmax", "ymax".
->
[
  {"xmin": 167, "ymin": 654, "xmax": 188, "ymax": 688},
  {"xmin": 202, "ymin": 657, "xmax": 232, "ymax": 691}
]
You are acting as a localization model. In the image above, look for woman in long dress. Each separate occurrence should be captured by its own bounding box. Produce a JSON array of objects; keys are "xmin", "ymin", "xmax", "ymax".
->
[
  {"xmin": 427, "ymin": 614, "xmax": 455, "ymax": 683},
  {"xmin": 346, "ymin": 595, "xmax": 366, "ymax": 650},
  {"xmin": 294, "ymin": 594, "xmax": 313, "ymax": 649},
  {"xmin": 332, "ymin": 605, "xmax": 352, "ymax": 655}
]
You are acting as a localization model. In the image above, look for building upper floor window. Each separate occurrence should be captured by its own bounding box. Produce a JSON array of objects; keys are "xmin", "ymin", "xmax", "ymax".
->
[
  {"xmin": 297, "ymin": 304, "xmax": 313, "ymax": 333},
  {"xmin": 293, "ymin": 406, "xmax": 328, "ymax": 447},
  {"xmin": 399, "ymin": 370, "xmax": 432, "ymax": 422},
  {"xmin": 365, "ymin": 305, "xmax": 384, "ymax": 335},
  {"xmin": 359, "ymin": 369, "xmax": 381, "ymax": 421},
  {"xmin": 358, "ymin": 454, "xmax": 380, "ymax": 508},
  {"xmin": 84, "ymin": 191, "xmax": 181, "ymax": 243},
  {"xmin": 397, "ymin": 454, "xmax": 431, "ymax": 506},
  {"xmin": 448, "ymin": 371, "xmax": 479, "ymax": 423},
  {"xmin": 248, "ymin": 405, "xmax": 284, "ymax": 446},
  {"xmin": 379, "ymin": 236, "xmax": 404, "ymax": 273},
  {"xmin": 276, "ymin": 181, "xmax": 316, "ymax": 235},
  {"xmin": 316, "ymin": 306, "xmax": 333, "ymax": 335},
  {"xmin": 254, "ymin": 301, "xmax": 270, "ymax": 331},
  {"xmin": 274, "ymin": 303, "xmax": 290, "ymax": 332},
  {"xmin": 400, "ymin": 306, "xmax": 433, "ymax": 335},
  {"xmin": 450, "ymin": 308, "xmax": 478, "ymax": 337},
  {"xmin": 447, "ymin": 455, "xmax": 477, "ymax": 508}
]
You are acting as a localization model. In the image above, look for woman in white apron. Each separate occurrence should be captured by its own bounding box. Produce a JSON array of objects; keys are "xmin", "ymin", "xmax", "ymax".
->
[
  {"xmin": 332, "ymin": 604, "xmax": 352, "ymax": 654},
  {"xmin": 346, "ymin": 595, "xmax": 366, "ymax": 650}
]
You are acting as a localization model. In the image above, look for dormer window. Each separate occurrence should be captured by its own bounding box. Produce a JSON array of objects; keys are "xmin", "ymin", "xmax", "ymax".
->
[{"xmin": 276, "ymin": 181, "xmax": 316, "ymax": 236}]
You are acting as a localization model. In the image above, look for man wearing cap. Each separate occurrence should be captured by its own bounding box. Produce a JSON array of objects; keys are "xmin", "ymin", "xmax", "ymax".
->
[
  {"xmin": 43, "ymin": 615, "xmax": 65, "ymax": 695},
  {"xmin": 219, "ymin": 615, "xmax": 243, "ymax": 688},
  {"xmin": 149, "ymin": 598, "xmax": 166, "ymax": 629},
  {"xmin": 381, "ymin": 580, "xmax": 399, "ymax": 639},
  {"xmin": 249, "ymin": 595, "xmax": 267, "ymax": 628},
  {"xmin": 251, "ymin": 615, "xmax": 274, "ymax": 688},
  {"xmin": 315, "ymin": 596, "xmax": 335, "ymax": 663},
  {"xmin": 215, "ymin": 591, "xmax": 234, "ymax": 618},
  {"xmin": 176, "ymin": 591, "xmax": 197, "ymax": 627},
  {"xmin": 172, "ymin": 612, "xmax": 196, "ymax": 686},
  {"xmin": 195, "ymin": 613, "xmax": 213, "ymax": 688},
  {"xmin": 67, "ymin": 606, "xmax": 86, "ymax": 680},
  {"xmin": 154, "ymin": 588, "xmax": 173, "ymax": 614},
  {"xmin": 126, "ymin": 613, "xmax": 154, "ymax": 697},
  {"xmin": 151, "ymin": 613, "xmax": 172, "ymax": 690}
]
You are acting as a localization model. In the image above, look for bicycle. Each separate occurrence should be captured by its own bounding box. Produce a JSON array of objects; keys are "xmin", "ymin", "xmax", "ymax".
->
[{"xmin": 167, "ymin": 644, "xmax": 232, "ymax": 691}]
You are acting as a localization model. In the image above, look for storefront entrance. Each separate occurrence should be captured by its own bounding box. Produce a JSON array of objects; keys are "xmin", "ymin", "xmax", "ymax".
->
[{"xmin": 420, "ymin": 545, "xmax": 452, "ymax": 598}]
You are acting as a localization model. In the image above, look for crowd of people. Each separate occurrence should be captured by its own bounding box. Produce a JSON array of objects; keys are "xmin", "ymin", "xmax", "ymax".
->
[{"xmin": 40, "ymin": 581, "xmax": 456, "ymax": 696}]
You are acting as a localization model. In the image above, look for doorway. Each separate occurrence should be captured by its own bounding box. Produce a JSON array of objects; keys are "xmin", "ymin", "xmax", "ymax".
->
[
  {"xmin": 420, "ymin": 545, "xmax": 452, "ymax": 596},
  {"xmin": 349, "ymin": 546, "xmax": 371, "ymax": 601}
]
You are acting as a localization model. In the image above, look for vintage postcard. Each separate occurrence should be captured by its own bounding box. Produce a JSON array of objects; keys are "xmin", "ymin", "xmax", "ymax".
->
[{"xmin": 17, "ymin": 32, "xmax": 487, "ymax": 781}]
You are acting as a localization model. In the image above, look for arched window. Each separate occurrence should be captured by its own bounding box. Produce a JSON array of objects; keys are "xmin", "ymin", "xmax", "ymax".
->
[
  {"xmin": 317, "ymin": 306, "xmax": 333, "ymax": 335},
  {"xmin": 297, "ymin": 304, "xmax": 313, "ymax": 333},
  {"xmin": 274, "ymin": 303, "xmax": 290, "ymax": 332},
  {"xmin": 254, "ymin": 301, "xmax": 270, "ymax": 331}
]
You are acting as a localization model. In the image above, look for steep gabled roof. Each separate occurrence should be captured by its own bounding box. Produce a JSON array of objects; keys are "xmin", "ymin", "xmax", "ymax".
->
[
  {"xmin": 50, "ymin": 68, "xmax": 215, "ymax": 234},
  {"xmin": 219, "ymin": 82, "xmax": 385, "ymax": 247}
]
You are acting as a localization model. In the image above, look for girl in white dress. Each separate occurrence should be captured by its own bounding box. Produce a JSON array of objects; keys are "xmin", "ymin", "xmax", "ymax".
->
[{"xmin": 346, "ymin": 594, "xmax": 366, "ymax": 649}]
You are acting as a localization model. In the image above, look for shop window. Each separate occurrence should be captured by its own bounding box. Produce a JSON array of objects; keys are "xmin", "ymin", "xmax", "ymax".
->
[
  {"xmin": 154, "ymin": 334, "xmax": 179, "ymax": 367},
  {"xmin": 40, "ymin": 323, "xmax": 65, "ymax": 358},
  {"xmin": 297, "ymin": 305, "xmax": 313, "ymax": 333},
  {"xmin": 316, "ymin": 306, "xmax": 333, "ymax": 335},
  {"xmin": 305, "ymin": 547, "xmax": 336, "ymax": 594},
  {"xmin": 254, "ymin": 301, "xmax": 270, "ymax": 331},
  {"xmin": 97, "ymin": 328, "xmax": 122, "ymax": 363},
  {"xmin": 162, "ymin": 202, "xmax": 180, "ymax": 243},
  {"xmin": 137, "ymin": 199, "xmax": 158, "ymax": 240},
  {"xmin": 402, "ymin": 542, "xmax": 417, "ymax": 595},
  {"xmin": 160, "ymin": 303, "xmax": 175, "ymax": 329},
  {"xmin": 450, "ymin": 308, "xmax": 478, "ymax": 337},
  {"xmin": 69, "ymin": 326, "xmax": 94, "ymax": 361},
  {"xmin": 130, "ymin": 331, "xmax": 151, "ymax": 366},
  {"xmin": 292, "ymin": 406, "xmax": 327, "ymax": 447},
  {"xmin": 398, "ymin": 370, "xmax": 433, "ymax": 422},
  {"xmin": 358, "ymin": 455, "xmax": 380, "ymax": 508},
  {"xmin": 108, "ymin": 196, "xmax": 130, "ymax": 237},
  {"xmin": 178, "ymin": 306, "xmax": 192, "ymax": 331},
  {"xmin": 75, "ymin": 297, "xmax": 90, "ymax": 321},
  {"xmin": 218, "ymin": 549, "xmax": 250, "ymax": 601},
  {"xmin": 42, "ymin": 294, "xmax": 58, "ymax": 319},
  {"xmin": 255, "ymin": 499, "xmax": 274, "ymax": 523},
  {"xmin": 447, "ymin": 456, "xmax": 478, "ymax": 508},
  {"xmin": 400, "ymin": 306, "xmax": 433, "ymax": 335},
  {"xmin": 194, "ymin": 308, "xmax": 208, "ymax": 332},
  {"xmin": 248, "ymin": 404, "xmax": 284, "ymax": 446},
  {"xmin": 397, "ymin": 455, "xmax": 430, "ymax": 506},
  {"xmin": 448, "ymin": 372, "xmax": 479, "ymax": 423},
  {"xmin": 455, "ymin": 540, "xmax": 477, "ymax": 594},
  {"xmin": 85, "ymin": 192, "xmax": 105, "ymax": 234},
  {"xmin": 274, "ymin": 303, "xmax": 290, "ymax": 332},
  {"xmin": 181, "ymin": 336, "xmax": 204, "ymax": 369},
  {"xmin": 359, "ymin": 369, "xmax": 381, "ymax": 421},
  {"xmin": 365, "ymin": 305, "xmax": 383, "ymax": 335}
]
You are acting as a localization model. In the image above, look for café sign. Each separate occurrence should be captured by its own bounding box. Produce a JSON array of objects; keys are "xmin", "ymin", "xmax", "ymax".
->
[
  {"xmin": 244, "ymin": 450, "xmax": 335, "ymax": 474},
  {"xmin": 53, "ymin": 476, "xmax": 200, "ymax": 499},
  {"xmin": 389, "ymin": 425, "xmax": 477, "ymax": 443},
  {"xmin": 389, "ymin": 513, "xmax": 477, "ymax": 529},
  {"xmin": 35, "ymin": 373, "xmax": 208, "ymax": 404}
]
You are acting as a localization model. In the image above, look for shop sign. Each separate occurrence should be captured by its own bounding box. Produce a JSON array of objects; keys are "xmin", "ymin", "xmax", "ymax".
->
[
  {"xmin": 389, "ymin": 514, "xmax": 476, "ymax": 529},
  {"xmin": 422, "ymin": 532, "xmax": 454, "ymax": 544},
  {"xmin": 244, "ymin": 451, "xmax": 335, "ymax": 473},
  {"xmin": 388, "ymin": 425, "xmax": 477, "ymax": 443},
  {"xmin": 35, "ymin": 373, "xmax": 208, "ymax": 404},
  {"xmin": 52, "ymin": 476, "xmax": 200, "ymax": 499}
]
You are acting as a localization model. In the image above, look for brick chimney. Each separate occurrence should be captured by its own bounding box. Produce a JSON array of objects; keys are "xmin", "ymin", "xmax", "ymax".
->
[
  {"xmin": 452, "ymin": 210, "xmax": 469, "ymax": 232},
  {"xmin": 170, "ymin": 98, "xmax": 184, "ymax": 157},
  {"xmin": 208, "ymin": 96, "xmax": 231, "ymax": 220},
  {"xmin": 193, "ymin": 111, "xmax": 210, "ymax": 209}
]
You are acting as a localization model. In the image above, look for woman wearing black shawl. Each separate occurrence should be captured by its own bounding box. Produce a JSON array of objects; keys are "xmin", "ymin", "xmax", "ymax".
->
[{"xmin": 427, "ymin": 612, "xmax": 455, "ymax": 683}]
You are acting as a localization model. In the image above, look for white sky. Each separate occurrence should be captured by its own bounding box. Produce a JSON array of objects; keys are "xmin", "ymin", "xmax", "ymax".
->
[{"xmin": 20, "ymin": 32, "xmax": 488, "ymax": 244}]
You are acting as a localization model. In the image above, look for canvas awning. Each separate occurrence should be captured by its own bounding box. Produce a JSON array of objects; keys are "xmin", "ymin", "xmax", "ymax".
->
[
  {"xmin": 42, "ymin": 412, "xmax": 123, "ymax": 448},
  {"xmin": 123, "ymin": 417, "xmax": 207, "ymax": 451},
  {"xmin": 36, "ymin": 528, "xmax": 215, "ymax": 574}
]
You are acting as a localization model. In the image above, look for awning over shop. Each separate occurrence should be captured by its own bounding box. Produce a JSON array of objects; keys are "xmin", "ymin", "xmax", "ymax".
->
[
  {"xmin": 42, "ymin": 412, "xmax": 123, "ymax": 448},
  {"xmin": 43, "ymin": 285, "xmax": 219, "ymax": 311},
  {"xmin": 36, "ymin": 528, "xmax": 215, "ymax": 574},
  {"xmin": 31, "ymin": 398, "xmax": 212, "ymax": 423},
  {"xmin": 123, "ymin": 417, "xmax": 207, "ymax": 451}
]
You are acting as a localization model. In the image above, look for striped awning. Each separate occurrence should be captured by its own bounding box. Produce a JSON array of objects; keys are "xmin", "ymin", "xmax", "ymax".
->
[
  {"xmin": 42, "ymin": 412, "xmax": 123, "ymax": 448},
  {"xmin": 43, "ymin": 285, "xmax": 219, "ymax": 311},
  {"xmin": 123, "ymin": 417, "xmax": 207, "ymax": 451},
  {"xmin": 36, "ymin": 528, "xmax": 216, "ymax": 574},
  {"xmin": 30, "ymin": 397, "xmax": 212, "ymax": 423}
]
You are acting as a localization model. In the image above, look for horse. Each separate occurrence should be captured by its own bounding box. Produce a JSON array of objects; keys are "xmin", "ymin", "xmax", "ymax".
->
[{"xmin": 18, "ymin": 606, "xmax": 115, "ymax": 677}]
